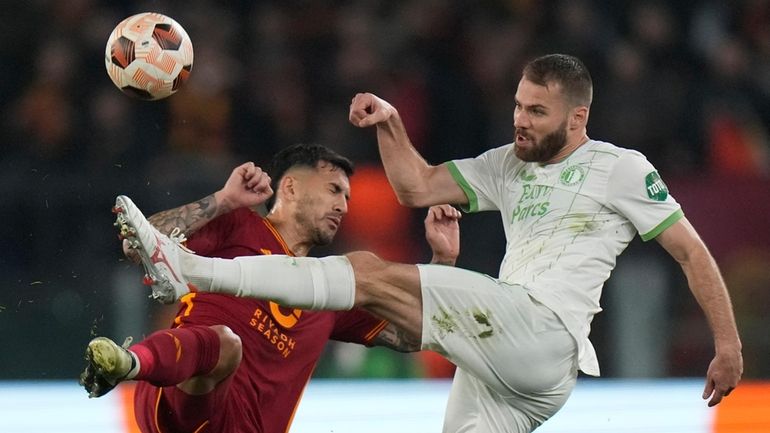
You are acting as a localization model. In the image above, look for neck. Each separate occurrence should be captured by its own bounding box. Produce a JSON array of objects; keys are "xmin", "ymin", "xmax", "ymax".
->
[
  {"xmin": 265, "ymin": 213, "xmax": 313, "ymax": 257},
  {"xmin": 546, "ymin": 133, "xmax": 589, "ymax": 164}
]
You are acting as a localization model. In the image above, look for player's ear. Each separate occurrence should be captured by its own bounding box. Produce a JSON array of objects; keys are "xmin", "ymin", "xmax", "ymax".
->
[
  {"xmin": 279, "ymin": 176, "xmax": 298, "ymax": 201},
  {"xmin": 569, "ymin": 105, "xmax": 589, "ymax": 130}
]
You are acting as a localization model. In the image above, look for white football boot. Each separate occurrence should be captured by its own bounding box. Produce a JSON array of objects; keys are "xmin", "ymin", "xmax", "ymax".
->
[{"xmin": 113, "ymin": 195, "xmax": 193, "ymax": 304}]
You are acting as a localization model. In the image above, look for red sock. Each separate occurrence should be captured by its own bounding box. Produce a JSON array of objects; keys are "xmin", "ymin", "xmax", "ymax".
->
[{"xmin": 129, "ymin": 326, "xmax": 220, "ymax": 386}]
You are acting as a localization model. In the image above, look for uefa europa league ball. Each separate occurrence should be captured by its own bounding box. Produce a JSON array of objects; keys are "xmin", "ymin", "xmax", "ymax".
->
[{"xmin": 105, "ymin": 12, "xmax": 193, "ymax": 100}]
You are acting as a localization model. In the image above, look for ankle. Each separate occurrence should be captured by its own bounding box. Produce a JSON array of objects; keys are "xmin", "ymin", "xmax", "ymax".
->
[{"xmin": 125, "ymin": 351, "xmax": 140, "ymax": 380}]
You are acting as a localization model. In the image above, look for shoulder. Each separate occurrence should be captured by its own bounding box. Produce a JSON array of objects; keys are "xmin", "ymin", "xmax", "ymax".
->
[
  {"xmin": 464, "ymin": 143, "xmax": 515, "ymax": 160},
  {"xmin": 209, "ymin": 207, "xmax": 266, "ymax": 234},
  {"xmin": 225, "ymin": 207, "xmax": 266, "ymax": 225},
  {"xmin": 490, "ymin": 143, "xmax": 516, "ymax": 160},
  {"xmin": 465, "ymin": 143, "xmax": 520, "ymax": 168},
  {"xmin": 583, "ymin": 139, "xmax": 631, "ymax": 158},
  {"xmin": 206, "ymin": 207, "xmax": 272, "ymax": 240},
  {"xmin": 449, "ymin": 143, "xmax": 518, "ymax": 178},
  {"xmin": 583, "ymin": 140, "xmax": 653, "ymax": 169}
]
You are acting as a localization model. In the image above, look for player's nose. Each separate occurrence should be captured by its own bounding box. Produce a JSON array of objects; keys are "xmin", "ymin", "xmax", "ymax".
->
[
  {"xmin": 334, "ymin": 196, "xmax": 348, "ymax": 214},
  {"xmin": 514, "ymin": 109, "xmax": 530, "ymax": 129}
]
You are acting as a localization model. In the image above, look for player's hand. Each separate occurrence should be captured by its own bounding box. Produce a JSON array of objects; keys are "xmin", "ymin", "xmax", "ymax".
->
[
  {"xmin": 349, "ymin": 93, "xmax": 397, "ymax": 128},
  {"xmin": 216, "ymin": 162, "xmax": 274, "ymax": 211},
  {"xmin": 425, "ymin": 205, "xmax": 461, "ymax": 266},
  {"xmin": 702, "ymin": 348, "xmax": 743, "ymax": 406}
]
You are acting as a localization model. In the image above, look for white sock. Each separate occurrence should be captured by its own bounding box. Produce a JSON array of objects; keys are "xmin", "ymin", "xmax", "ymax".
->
[
  {"xmin": 125, "ymin": 351, "xmax": 141, "ymax": 380},
  {"xmin": 181, "ymin": 254, "xmax": 356, "ymax": 310},
  {"xmin": 181, "ymin": 252, "xmax": 216, "ymax": 292}
]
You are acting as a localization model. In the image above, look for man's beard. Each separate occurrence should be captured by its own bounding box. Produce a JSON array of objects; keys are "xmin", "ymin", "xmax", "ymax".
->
[
  {"xmin": 295, "ymin": 197, "xmax": 336, "ymax": 247},
  {"xmin": 515, "ymin": 120, "xmax": 568, "ymax": 162},
  {"xmin": 310, "ymin": 226, "xmax": 334, "ymax": 246}
]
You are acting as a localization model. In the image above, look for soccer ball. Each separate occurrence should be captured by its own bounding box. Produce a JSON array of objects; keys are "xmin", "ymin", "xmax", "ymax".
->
[{"xmin": 105, "ymin": 12, "xmax": 193, "ymax": 100}]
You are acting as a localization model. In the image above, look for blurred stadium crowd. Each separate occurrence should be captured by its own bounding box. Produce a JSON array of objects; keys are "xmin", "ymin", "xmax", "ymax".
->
[{"xmin": 0, "ymin": 0, "xmax": 769, "ymax": 380}]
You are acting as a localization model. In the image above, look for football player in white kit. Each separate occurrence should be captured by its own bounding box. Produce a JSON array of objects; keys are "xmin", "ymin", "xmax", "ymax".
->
[{"xmin": 114, "ymin": 54, "xmax": 743, "ymax": 432}]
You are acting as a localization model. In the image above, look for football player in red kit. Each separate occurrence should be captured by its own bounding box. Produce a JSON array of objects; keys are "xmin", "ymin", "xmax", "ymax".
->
[{"xmin": 80, "ymin": 143, "xmax": 461, "ymax": 433}]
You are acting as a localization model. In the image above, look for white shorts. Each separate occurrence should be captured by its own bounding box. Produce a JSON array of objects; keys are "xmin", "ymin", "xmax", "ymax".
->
[{"xmin": 418, "ymin": 264, "xmax": 578, "ymax": 433}]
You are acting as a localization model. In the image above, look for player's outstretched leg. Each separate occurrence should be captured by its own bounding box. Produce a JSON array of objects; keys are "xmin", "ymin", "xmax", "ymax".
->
[
  {"xmin": 113, "ymin": 195, "xmax": 193, "ymax": 304},
  {"xmin": 114, "ymin": 195, "xmax": 356, "ymax": 309},
  {"xmin": 80, "ymin": 336, "xmax": 137, "ymax": 398},
  {"xmin": 80, "ymin": 326, "xmax": 230, "ymax": 398}
]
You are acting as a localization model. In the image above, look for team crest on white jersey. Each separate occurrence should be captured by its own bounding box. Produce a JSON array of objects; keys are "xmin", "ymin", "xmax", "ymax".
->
[{"xmin": 559, "ymin": 165, "xmax": 587, "ymax": 186}]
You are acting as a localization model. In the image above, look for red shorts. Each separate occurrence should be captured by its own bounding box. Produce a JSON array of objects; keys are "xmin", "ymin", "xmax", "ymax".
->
[
  {"xmin": 132, "ymin": 373, "xmax": 237, "ymax": 433},
  {"xmin": 131, "ymin": 326, "xmax": 236, "ymax": 433}
]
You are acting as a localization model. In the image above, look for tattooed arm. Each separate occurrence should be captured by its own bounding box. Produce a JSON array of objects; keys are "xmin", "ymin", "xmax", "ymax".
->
[
  {"xmin": 372, "ymin": 322, "xmax": 422, "ymax": 352},
  {"xmin": 148, "ymin": 194, "xmax": 221, "ymax": 236},
  {"xmin": 123, "ymin": 162, "xmax": 273, "ymax": 262},
  {"xmin": 148, "ymin": 162, "xmax": 274, "ymax": 237}
]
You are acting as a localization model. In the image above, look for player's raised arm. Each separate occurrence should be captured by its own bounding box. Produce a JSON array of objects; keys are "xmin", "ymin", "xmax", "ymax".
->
[
  {"xmin": 655, "ymin": 217, "xmax": 743, "ymax": 407},
  {"xmin": 349, "ymin": 92, "xmax": 467, "ymax": 208},
  {"xmin": 148, "ymin": 162, "xmax": 273, "ymax": 237}
]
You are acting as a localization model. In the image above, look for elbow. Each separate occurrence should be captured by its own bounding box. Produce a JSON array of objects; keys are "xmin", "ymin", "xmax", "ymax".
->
[
  {"xmin": 395, "ymin": 192, "xmax": 431, "ymax": 208},
  {"xmin": 392, "ymin": 166, "xmax": 447, "ymax": 208},
  {"xmin": 395, "ymin": 195, "xmax": 418, "ymax": 208},
  {"xmin": 392, "ymin": 189, "xmax": 417, "ymax": 207}
]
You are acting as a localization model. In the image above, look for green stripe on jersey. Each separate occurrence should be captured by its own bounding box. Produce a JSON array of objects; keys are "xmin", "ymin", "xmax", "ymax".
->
[
  {"xmin": 640, "ymin": 209, "xmax": 684, "ymax": 241},
  {"xmin": 446, "ymin": 161, "xmax": 479, "ymax": 213}
]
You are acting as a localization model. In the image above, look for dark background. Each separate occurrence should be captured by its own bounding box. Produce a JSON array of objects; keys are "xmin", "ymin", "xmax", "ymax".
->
[{"xmin": 0, "ymin": 0, "xmax": 768, "ymax": 381}]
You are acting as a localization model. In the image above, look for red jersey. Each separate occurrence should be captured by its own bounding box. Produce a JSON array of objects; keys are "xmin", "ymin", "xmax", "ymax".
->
[{"xmin": 147, "ymin": 208, "xmax": 387, "ymax": 433}]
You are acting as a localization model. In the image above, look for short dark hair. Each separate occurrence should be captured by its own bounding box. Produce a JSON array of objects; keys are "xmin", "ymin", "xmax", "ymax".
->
[
  {"xmin": 265, "ymin": 143, "xmax": 354, "ymax": 210},
  {"xmin": 523, "ymin": 54, "xmax": 593, "ymax": 107}
]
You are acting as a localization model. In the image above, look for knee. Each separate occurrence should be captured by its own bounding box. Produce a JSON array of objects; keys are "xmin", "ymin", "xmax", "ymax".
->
[
  {"xmin": 345, "ymin": 251, "xmax": 386, "ymax": 295},
  {"xmin": 345, "ymin": 251, "xmax": 421, "ymax": 309},
  {"xmin": 346, "ymin": 251, "xmax": 385, "ymax": 270},
  {"xmin": 210, "ymin": 325, "xmax": 242, "ymax": 371}
]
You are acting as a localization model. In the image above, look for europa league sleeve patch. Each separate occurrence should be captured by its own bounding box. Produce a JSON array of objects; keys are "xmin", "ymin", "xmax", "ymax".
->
[{"xmin": 644, "ymin": 171, "xmax": 669, "ymax": 201}]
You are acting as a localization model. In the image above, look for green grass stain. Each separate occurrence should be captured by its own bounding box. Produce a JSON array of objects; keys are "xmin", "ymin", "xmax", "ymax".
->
[
  {"xmin": 472, "ymin": 310, "xmax": 494, "ymax": 338},
  {"xmin": 478, "ymin": 330, "xmax": 493, "ymax": 338},
  {"xmin": 473, "ymin": 312, "xmax": 490, "ymax": 326},
  {"xmin": 567, "ymin": 213, "xmax": 601, "ymax": 234},
  {"xmin": 432, "ymin": 309, "xmax": 456, "ymax": 336}
]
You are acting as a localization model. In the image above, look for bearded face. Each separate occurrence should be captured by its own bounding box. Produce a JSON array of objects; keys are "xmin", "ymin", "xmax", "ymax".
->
[
  {"xmin": 513, "ymin": 77, "xmax": 585, "ymax": 164},
  {"xmin": 514, "ymin": 119, "xmax": 568, "ymax": 162},
  {"xmin": 289, "ymin": 163, "xmax": 349, "ymax": 247},
  {"xmin": 294, "ymin": 193, "xmax": 339, "ymax": 246}
]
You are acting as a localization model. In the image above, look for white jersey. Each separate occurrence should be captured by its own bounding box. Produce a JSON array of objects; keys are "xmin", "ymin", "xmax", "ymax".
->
[{"xmin": 448, "ymin": 139, "xmax": 683, "ymax": 376}]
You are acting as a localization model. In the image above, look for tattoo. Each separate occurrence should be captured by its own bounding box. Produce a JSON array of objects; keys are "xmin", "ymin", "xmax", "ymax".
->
[
  {"xmin": 148, "ymin": 194, "xmax": 221, "ymax": 236},
  {"xmin": 372, "ymin": 323, "xmax": 421, "ymax": 353}
]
